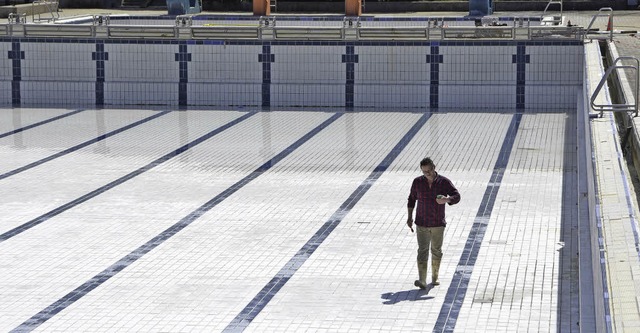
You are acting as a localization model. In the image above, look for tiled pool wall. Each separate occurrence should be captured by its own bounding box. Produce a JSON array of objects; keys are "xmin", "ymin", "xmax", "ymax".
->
[{"xmin": 0, "ymin": 37, "xmax": 584, "ymax": 110}]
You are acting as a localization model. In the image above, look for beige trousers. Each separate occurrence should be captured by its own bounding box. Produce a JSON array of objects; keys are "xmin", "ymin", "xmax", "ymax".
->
[{"xmin": 416, "ymin": 225, "xmax": 444, "ymax": 262}]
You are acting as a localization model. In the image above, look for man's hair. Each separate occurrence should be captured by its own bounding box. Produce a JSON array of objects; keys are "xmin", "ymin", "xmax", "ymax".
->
[{"xmin": 420, "ymin": 157, "xmax": 435, "ymax": 168}]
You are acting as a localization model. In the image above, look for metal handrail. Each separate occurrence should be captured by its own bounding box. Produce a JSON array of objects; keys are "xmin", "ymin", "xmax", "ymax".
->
[
  {"xmin": 585, "ymin": 7, "xmax": 613, "ymax": 42},
  {"xmin": 543, "ymin": 0, "xmax": 562, "ymax": 16},
  {"xmin": 0, "ymin": 22, "xmax": 585, "ymax": 41},
  {"xmin": 591, "ymin": 56, "xmax": 639, "ymax": 117},
  {"xmin": 8, "ymin": 13, "xmax": 27, "ymax": 24},
  {"xmin": 541, "ymin": 0, "xmax": 563, "ymax": 24},
  {"xmin": 32, "ymin": 0, "xmax": 60, "ymax": 23}
]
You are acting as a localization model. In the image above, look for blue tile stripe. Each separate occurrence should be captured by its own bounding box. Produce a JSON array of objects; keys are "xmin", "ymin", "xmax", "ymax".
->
[
  {"xmin": 426, "ymin": 44, "xmax": 443, "ymax": 109},
  {"xmin": 342, "ymin": 44, "xmax": 358, "ymax": 108},
  {"xmin": 512, "ymin": 44, "xmax": 530, "ymax": 110},
  {"xmin": 92, "ymin": 42, "xmax": 108, "ymax": 106},
  {"xmin": 223, "ymin": 112, "xmax": 431, "ymax": 333},
  {"xmin": 175, "ymin": 43, "xmax": 191, "ymax": 106},
  {"xmin": 0, "ymin": 109, "xmax": 86, "ymax": 140},
  {"xmin": 8, "ymin": 41, "xmax": 25, "ymax": 107},
  {"xmin": 433, "ymin": 112, "xmax": 523, "ymax": 333},
  {"xmin": 0, "ymin": 111, "xmax": 256, "ymax": 244},
  {"xmin": 258, "ymin": 44, "xmax": 274, "ymax": 108},
  {"xmin": 9, "ymin": 112, "xmax": 341, "ymax": 332},
  {"xmin": 0, "ymin": 110, "xmax": 172, "ymax": 182}
]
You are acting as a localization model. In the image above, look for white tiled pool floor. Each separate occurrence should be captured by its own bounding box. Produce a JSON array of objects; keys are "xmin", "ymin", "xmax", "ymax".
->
[{"xmin": 0, "ymin": 107, "xmax": 590, "ymax": 332}]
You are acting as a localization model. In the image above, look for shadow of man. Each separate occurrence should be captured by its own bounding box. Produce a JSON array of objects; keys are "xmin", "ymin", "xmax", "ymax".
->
[{"xmin": 381, "ymin": 286, "xmax": 434, "ymax": 305}]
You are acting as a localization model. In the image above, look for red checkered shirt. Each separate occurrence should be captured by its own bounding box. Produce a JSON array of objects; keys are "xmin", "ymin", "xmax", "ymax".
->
[{"xmin": 408, "ymin": 173, "xmax": 460, "ymax": 227}]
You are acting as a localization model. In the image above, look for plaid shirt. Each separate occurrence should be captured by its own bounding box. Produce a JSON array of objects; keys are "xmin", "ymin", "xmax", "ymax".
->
[{"xmin": 408, "ymin": 173, "xmax": 460, "ymax": 227}]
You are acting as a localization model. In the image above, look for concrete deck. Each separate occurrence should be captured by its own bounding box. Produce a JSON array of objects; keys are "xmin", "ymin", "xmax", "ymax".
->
[{"xmin": 0, "ymin": 1, "xmax": 58, "ymax": 19}]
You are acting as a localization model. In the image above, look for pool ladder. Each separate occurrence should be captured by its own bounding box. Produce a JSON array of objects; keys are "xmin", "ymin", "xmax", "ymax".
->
[
  {"xmin": 584, "ymin": 8, "xmax": 614, "ymax": 43},
  {"xmin": 31, "ymin": 0, "xmax": 59, "ymax": 23},
  {"xmin": 591, "ymin": 56, "xmax": 639, "ymax": 118},
  {"xmin": 541, "ymin": 0, "xmax": 562, "ymax": 26}
]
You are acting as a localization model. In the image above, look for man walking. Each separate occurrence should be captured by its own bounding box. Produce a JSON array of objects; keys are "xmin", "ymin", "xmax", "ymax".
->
[{"xmin": 407, "ymin": 157, "xmax": 460, "ymax": 289}]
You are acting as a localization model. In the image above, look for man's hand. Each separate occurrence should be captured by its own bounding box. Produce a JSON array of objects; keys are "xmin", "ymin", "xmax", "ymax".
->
[
  {"xmin": 406, "ymin": 217, "xmax": 414, "ymax": 233},
  {"xmin": 436, "ymin": 195, "xmax": 450, "ymax": 205}
]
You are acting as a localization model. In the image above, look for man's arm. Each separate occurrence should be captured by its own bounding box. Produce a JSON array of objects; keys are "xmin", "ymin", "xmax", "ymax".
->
[
  {"xmin": 446, "ymin": 179, "xmax": 460, "ymax": 205},
  {"xmin": 407, "ymin": 180, "xmax": 416, "ymax": 232}
]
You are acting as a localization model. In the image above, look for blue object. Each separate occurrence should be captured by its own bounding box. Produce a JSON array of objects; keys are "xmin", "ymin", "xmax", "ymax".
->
[
  {"xmin": 166, "ymin": 0, "xmax": 202, "ymax": 15},
  {"xmin": 469, "ymin": 0, "xmax": 493, "ymax": 17}
]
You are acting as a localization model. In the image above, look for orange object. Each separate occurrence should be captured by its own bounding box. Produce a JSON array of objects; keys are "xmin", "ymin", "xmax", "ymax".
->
[
  {"xmin": 345, "ymin": 0, "xmax": 361, "ymax": 16},
  {"xmin": 606, "ymin": 16, "xmax": 612, "ymax": 31},
  {"xmin": 253, "ymin": 0, "xmax": 270, "ymax": 16}
]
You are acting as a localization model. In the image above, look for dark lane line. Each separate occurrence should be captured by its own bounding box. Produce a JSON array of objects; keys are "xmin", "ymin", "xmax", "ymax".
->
[
  {"xmin": 223, "ymin": 113, "xmax": 431, "ymax": 332},
  {"xmin": 0, "ymin": 110, "xmax": 172, "ymax": 181},
  {"xmin": 0, "ymin": 109, "xmax": 87, "ymax": 140},
  {"xmin": 10, "ymin": 112, "xmax": 343, "ymax": 333},
  {"xmin": 433, "ymin": 112, "xmax": 523, "ymax": 333},
  {"xmin": 0, "ymin": 112, "xmax": 257, "ymax": 243}
]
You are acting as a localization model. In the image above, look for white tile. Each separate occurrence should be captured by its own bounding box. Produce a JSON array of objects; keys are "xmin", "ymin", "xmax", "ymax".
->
[
  {"xmin": 188, "ymin": 83, "xmax": 262, "ymax": 107},
  {"xmin": 271, "ymin": 83, "xmax": 344, "ymax": 107},
  {"xmin": 189, "ymin": 44, "xmax": 262, "ymax": 83},
  {"xmin": 0, "ymin": 82, "xmax": 11, "ymax": 106},
  {"xmin": 105, "ymin": 44, "xmax": 178, "ymax": 83},
  {"xmin": 104, "ymin": 82, "xmax": 179, "ymax": 106},
  {"xmin": 272, "ymin": 45, "xmax": 345, "ymax": 85},
  {"xmin": 20, "ymin": 81, "xmax": 95, "ymax": 107}
]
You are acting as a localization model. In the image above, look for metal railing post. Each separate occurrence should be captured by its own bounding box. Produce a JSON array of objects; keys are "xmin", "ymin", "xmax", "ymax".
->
[
  {"xmin": 585, "ymin": 8, "xmax": 614, "ymax": 42},
  {"xmin": 591, "ymin": 56, "xmax": 639, "ymax": 117}
]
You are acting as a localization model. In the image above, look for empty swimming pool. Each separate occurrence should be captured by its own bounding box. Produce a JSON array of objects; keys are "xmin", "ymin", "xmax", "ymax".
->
[{"xmin": 0, "ymin": 13, "xmax": 612, "ymax": 332}]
